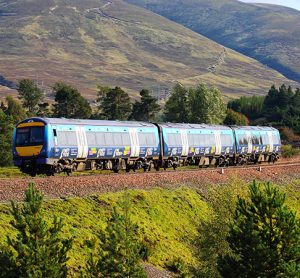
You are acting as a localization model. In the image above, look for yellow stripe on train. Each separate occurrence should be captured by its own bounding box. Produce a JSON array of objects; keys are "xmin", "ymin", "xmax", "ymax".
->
[
  {"xmin": 16, "ymin": 145, "xmax": 43, "ymax": 156},
  {"xmin": 17, "ymin": 122, "xmax": 45, "ymax": 128}
]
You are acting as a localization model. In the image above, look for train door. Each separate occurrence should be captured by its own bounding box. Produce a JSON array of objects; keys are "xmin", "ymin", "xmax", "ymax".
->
[
  {"xmin": 268, "ymin": 131, "xmax": 274, "ymax": 152},
  {"xmin": 246, "ymin": 131, "xmax": 252, "ymax": 154},
  {"xmin": 215, "ymin": 131, "xmax": 221, "ymax": 155},
  {"xmin": 180, "ymin": 129, "xmax": 189, "ymax": 156},
  {"xmin": 75, "ymin": 126, "xmax": 88, "ymax": 158},
  {"xmin": 129, "ymin": 128, "xmax": 140, "ymax": 157},
  {"xmin": 52, "ymin": 125, "xmax": 58, "ymax": 147}
]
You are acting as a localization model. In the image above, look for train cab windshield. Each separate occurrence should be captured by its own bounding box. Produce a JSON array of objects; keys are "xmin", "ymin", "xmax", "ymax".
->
[{"xmin": 16, "ymin": 127, "xmax": 44, "ymax": 146}]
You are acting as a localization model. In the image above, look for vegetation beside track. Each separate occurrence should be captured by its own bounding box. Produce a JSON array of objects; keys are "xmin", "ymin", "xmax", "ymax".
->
[{"xmin": 0, "ymin": 179, "xmax": 299, "ymax": 276}]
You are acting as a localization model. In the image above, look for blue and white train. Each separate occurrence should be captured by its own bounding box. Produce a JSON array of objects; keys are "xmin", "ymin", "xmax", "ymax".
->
[{"xmin": 12, "ymin": 118, "xmax": 281, "ymax": 176}]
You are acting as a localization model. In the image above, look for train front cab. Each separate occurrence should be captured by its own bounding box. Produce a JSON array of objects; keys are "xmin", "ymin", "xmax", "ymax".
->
[{"xmin": 13, "ymin": 118, "xmax": 49, "ymax": 176}]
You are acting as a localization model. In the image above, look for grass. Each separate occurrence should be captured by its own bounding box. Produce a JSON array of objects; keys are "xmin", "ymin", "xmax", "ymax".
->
[{"xmin": 0, "ymin": 178, "xmax": 299, "ymax": 276}]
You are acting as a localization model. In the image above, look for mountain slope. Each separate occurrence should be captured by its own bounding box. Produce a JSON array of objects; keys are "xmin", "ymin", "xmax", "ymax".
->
[
  {"xmin": 126, "ymin": 0, "xmax": 300, "ymax": 84},
  {"xmin": 0, "ymin": 0, "xmax": 298, "ymax": 100}
]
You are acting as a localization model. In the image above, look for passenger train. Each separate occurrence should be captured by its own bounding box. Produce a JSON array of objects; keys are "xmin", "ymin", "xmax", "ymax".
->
[{"xmin": 12, "ymin": 118, "xmax": 281, "ymax": 176}]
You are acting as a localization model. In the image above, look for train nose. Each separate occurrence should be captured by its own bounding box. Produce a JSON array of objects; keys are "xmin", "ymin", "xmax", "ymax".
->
[{"xmin": 15, "ymin": 145, "xmax": 43, "ymax": 157}]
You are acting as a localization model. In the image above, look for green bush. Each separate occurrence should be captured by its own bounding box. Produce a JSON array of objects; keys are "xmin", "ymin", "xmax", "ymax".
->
[{"xmin": 281, "ymin": 144, "xmax": 300, "ymax": 158}]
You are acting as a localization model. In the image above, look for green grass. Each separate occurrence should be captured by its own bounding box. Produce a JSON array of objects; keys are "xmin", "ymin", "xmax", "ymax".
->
[
  {"xmin": 0, "ymin": 167, "xmax": 26, "ymax": 178},
  {"xmin": 0, "ymin": 179, "xmax": 299, "ymax": 276}
]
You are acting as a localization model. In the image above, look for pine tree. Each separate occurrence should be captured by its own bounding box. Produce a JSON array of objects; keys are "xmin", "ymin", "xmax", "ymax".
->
[
  {"xmin": 96, "ymin": 86, "xmax": 132, "ymax": 120},
  {"xmin": 86, "ymin": 190, "xmax": 146, "ymax": 277},
  {"xmin": 164, "ymin": 83, "xmax": 189, "ymax": 123},
  {"xmin": 53, "ymin": 82, "xmax": 92, "ymax": 119},
  {"xmin": 218, "ymin": 181, "xmax": 300, "ymax": 278},
  {"xmin": 0, "ymin": 183, "xmax": 72, "ymax": 278},
  {"xmin": 131, "ymin": 89, "xmax": 160, "ymax": 121}
]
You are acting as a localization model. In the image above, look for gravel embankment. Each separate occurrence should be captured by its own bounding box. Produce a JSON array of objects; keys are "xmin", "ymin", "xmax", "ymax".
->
[{"xmin": 0, "ymin": 162, "xmax": 300, "ymax": 202}]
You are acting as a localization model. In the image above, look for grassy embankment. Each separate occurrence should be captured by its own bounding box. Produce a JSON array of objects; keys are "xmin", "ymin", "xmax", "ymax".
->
[{"xmin": 0, "ymin": 178, "xmax": 299, "ymax": 276}]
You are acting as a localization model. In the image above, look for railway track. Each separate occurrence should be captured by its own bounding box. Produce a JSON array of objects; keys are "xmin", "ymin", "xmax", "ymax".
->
[{"xmin": 0, "ymin": 161, "xmax": 299, "ymax": 202}]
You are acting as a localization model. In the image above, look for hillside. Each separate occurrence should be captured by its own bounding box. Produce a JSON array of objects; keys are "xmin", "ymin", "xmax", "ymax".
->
[
  {"xmin": 126, "ymin": 0, "xmax": 300, "ymax": 84},
  {"xmin": 0, "ymin": 0, "xmax": 298, "ymax": 100},
  {"xmin": 0, "ymin": 179, "xmax": 299, "ymax": 275}
]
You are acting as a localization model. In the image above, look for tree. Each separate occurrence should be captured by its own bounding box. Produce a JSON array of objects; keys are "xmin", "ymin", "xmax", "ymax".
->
[
  {"xmin": 96, "ymin": 86, "xmax": 132, "ymax": 120},
  {"xmin": 5, "ymin": 96, "xmax": 27, "ymax": 123},
  {"xmin": 164, "ymin": 83, "xmax": 189, "ymax": 123},
  {"xmin": 218, "ymin": 181, "xmax": 300, "ymax": 278},
  {"xmin": 0, "ymin": 183, "xmax": 72, "ymax": 277},
  {"xmin": 227, "ymin": 95, "xmax": 264, "ymax": 120},
  {"xmin": 224, "ymin": 109, "xmax": 249, "ymax": 126},
  {"xmin": 131, "ymin": 89, "xmax": 160, "ymax": 121},
  {"xmin": 188, "ymin": 83, "xmax": 226, "ymax": 124},
  {"xmin": 86, "ymin": 190, "xmax": 146, "ymax": 277},
  {"xmin": 53, "ymin": 82, "xmax": 92, "ymax": 119},
  {"xmin": 0, "ymin": 109, "xmax": 14, "ymax": 166},
  {"xmin": 17, "ymin": 79, "xmax": 44, "ymax": 114}
]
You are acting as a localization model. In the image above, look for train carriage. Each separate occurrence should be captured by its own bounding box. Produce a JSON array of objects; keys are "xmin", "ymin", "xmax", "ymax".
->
[
  {"xmin": 157, "ymin": 123, "xmax": 236, "ymax": 168},
  {"xmin": 231, "ymin": 126, "xmax": 281, "ymax": 164},
  {"xmin": 13, "ymin": 118, "xmax": 160, "ymax": 176}
]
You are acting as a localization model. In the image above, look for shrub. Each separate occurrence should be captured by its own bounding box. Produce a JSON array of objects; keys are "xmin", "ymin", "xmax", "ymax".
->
[{"xmin": 218, "ymin": 181, "xmax": 300, "ymax": 277}]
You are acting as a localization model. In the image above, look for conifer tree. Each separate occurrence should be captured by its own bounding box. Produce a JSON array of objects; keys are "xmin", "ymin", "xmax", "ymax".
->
[
  {"xmin": 53, "ymin": 82, "xmax": 92, "ymax": 119},
  {"xmin": 96, "ymin": 86, "xmax": 132, "ymax": 120},
  {"xmin": 218, "ymin": 181, "xmax": 300, "ymax": 277},
  {"xmin": 86, "ymin": 190, "xmax": 146, "ymax": 277},
  {"xmin": 0, "ymin": 183, "xmax": 72, "ymax": 278},
  {"xmin": 131, "ymin": 89, "xmax": 160, "ymax": 121},
  {"xmin": 164, "ymin": 83, "xmax": 189, "ymax": 123}
]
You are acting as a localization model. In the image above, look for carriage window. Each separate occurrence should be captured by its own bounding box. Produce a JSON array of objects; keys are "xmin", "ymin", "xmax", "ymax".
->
[
  {"xmin": 138, "ymin": 133, "xmax": 147, "ymax": 146},
  {"xmin": 104, "ymin": 133, "xmax": 114, "ymax": 146},
  {"xmin": 166, "ymin": 133, "xmax": 181, "ymax": 146},
  {"xmin": 188, "ymin": 134, "xmax": 195, "ymax": 146},
  {"xmin": 121, "ymin": 133, "xmax": 131, "ymax": 145},
  {"xmin": 238, "ymin": 134, "xmax": 248, "ymax": 145},
  {"xmin": 95, "ymin": 132, "xmax": 105, "ymax": 146},
  {"xmin": 262, "ymin": 134, "xmax": 269, "ymax": 145},
  {"xmin": 139, "ymin": 133, "xmax": 156, "ymax": 146},
  {"xmin": 221, "ymin": 134, "xmax": 233, "ymax": 146},
  {"xmin": 86, "ymin": 132, "xmax": 96, "ymax": 145},
  {"xmin": 113, "ymin": 133, "xmax": 122, "ymax": 146},
  {"xmin": 57, "ymin": 131, "xmax": 77, "ymax": 146},
  {"xmin": 251, "ymin": 134, "xmax": 260, "ymax": 145}
]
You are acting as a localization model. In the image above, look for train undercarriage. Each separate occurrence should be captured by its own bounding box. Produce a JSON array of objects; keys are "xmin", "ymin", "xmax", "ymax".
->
[{"xmin": 19, "ymin": 152, "xmax": 280, "ymax": 177}]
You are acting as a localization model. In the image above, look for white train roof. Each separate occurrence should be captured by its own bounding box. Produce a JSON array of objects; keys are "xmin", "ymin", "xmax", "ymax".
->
[
  {"xmin": 18, "ymin": 117, "xmax": 156, "ymax": 128},
  {"xmin": 157, "ymin": 123, "xmax": 232, "ymax": 130}
]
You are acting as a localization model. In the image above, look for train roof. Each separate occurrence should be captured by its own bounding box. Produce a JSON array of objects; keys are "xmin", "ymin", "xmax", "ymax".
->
[
  {"xmin": 17, "ymin": 118, "xmax": 156, "ymax": 128},
  {"xmin": 230, "ymin": 126, "xmax": 279, "ymax": 132},
  {"xmin": 157, "ymin": 123, "xmax": 232, "ymax": 130}
]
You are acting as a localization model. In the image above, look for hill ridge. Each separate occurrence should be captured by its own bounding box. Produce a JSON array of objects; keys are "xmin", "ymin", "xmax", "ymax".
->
[{"xmin": 0, "ymin": 0, "xmax": 298, "ymax": 101}]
